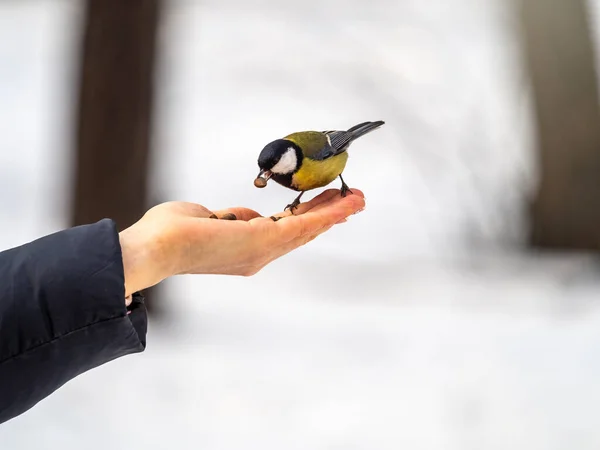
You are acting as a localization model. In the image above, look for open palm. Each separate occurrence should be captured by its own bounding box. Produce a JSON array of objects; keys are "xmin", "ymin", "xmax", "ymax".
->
[{"xmin": 120, "ymin": 188, "xmax": 365, "ymax": 296}]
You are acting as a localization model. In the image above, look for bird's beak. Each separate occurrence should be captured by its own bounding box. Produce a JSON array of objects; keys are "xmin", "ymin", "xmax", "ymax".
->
[{"xmin": 254, "ymin": 169, "xmax": 272, "ymax": 188}]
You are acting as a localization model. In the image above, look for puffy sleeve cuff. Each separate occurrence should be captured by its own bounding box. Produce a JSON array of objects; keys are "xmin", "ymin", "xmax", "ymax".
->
[{"xmin": 0, "ymin": 219, "xmax": 148, "ymax": 424}]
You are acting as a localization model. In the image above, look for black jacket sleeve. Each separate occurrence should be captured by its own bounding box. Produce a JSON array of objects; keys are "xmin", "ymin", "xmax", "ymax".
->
[{"xmin": 0, "ymin": 219, "xmax": 148, "ymax": 425}]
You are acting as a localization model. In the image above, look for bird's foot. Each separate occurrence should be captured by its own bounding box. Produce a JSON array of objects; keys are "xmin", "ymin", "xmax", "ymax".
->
[
  {"xmin": 284, "ymin": 197, "xmax": 302, "ymax": 214},
  {"xmin": 340, "ymin": 183, "xmax": 353, "ymax": 198},
  {"xmin": 270, "ymin": 216, "xmax": 281, "ymax": 222},
  {"xmin": 339, "ymin": 175, "xmax": 353, "ymax": 198}
]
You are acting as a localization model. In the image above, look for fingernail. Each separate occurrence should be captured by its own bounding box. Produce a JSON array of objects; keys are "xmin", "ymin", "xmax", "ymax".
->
[
  {"xmin": 353, "ymin": 207, "xmax": 365, "ymax": 215},
  {"xmin": 209, "ymin": 214, "xmax": 218, "ymax": 219},
  {"xmin": 336, "ymin": 218, "xmax": 348, "ymax": 224}
]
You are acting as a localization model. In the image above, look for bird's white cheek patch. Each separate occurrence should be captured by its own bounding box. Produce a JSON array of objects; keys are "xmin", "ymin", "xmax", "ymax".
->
[{"xmin": 271, "ymin": 148, "xmax": 297, "ymax": 174}]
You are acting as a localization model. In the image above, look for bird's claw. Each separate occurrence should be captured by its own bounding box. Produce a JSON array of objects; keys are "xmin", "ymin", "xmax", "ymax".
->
[
  {"xmin": 284, "ymin": 202, "xmax": 300, "ymax": 214},
  {"xmin": 340, "ymin": 185, "xmax": 353, "ymax": 198}
]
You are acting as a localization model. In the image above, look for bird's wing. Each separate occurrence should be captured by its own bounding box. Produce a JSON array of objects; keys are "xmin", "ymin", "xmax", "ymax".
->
[
  {"xmin": 312, "ymin": 130, "xmax": 354, "ymax": 160},
  {"xmin": 284, "ymin": 131, "xmax": 330, "ymax": 159}
]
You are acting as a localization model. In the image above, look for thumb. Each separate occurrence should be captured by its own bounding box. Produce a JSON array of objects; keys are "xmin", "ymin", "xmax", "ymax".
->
[{"xmin": 209, "ymin": 207, "xmax": 263, "ymax": 221}]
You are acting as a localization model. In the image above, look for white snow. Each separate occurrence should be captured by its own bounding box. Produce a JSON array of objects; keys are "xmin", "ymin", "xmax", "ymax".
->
[{"xmin": 2, "ymin": 0, "xmax": 600, "ymax": 449}]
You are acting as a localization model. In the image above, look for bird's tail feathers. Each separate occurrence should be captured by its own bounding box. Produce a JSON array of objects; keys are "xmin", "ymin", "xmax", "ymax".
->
[{"xmin": 347, "ymin": 120, "xmax": 385, "ymax": 140}]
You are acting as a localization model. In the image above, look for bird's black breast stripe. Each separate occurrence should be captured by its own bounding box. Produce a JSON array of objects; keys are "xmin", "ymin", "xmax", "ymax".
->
[{"xmin": 271, "ymin": 172, "xmax": 299, "ymax": 191}]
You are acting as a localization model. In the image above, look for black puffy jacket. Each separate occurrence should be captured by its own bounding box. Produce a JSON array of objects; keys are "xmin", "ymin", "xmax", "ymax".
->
[{"xmin": 0, "ymin": 219, "xmax": 148, "ymax": 424}]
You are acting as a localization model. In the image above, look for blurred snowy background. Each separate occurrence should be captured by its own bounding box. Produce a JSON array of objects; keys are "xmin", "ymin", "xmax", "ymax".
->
[{"xmin": 2, "ymin": 0, "xmax": 600, "ymax": 449}]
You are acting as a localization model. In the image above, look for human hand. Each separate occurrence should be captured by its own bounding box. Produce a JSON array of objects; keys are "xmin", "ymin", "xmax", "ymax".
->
[{"xmin": 119, "ymin": 189, "xmax": 365, "ymax": 299}]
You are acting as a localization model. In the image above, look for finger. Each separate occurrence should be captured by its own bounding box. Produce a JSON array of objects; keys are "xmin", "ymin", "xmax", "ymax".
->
[
  {"xmin": 276, "ymin": 192, "xmax": 365, "ymax": 239},
  {"xmin": 307, "ymin": 188, "xmax": 365, "ymax": 214},
  {"xmin": 211, "ymin": 207, "xmax": 263, "ymax": 221},
  {"xmin": 210, "ymin": 213, "xmax": 237, "ymax": 220},
  {"xmin": 270, "ymin": 224, "xmax": 336, "ymax": 261},
  {"xmin": 258, "ymin": 189, "xmax": 340, "ymax": 222},
  {"xmin": 167, "ymin": 202, "xmax": 215, "ymax": 218},
  {"xmin": 252, "ymin": 224, "xmax": 335, "ymax": 273},
  {"xmin": 345, "ymin": 188, "xmax": 365, "ymax": 199},
  {"xmin": 295, "ymin": 189, "xmax": 343, "ymax": 213},
  {"xmin": 266, "ymin": 189, "xmax": 349, "ymax": 221}
]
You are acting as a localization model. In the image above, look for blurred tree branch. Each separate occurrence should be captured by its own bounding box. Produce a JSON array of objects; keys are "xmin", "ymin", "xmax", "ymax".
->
[
  {"xmin": 519, "ymin": 0, "xmax": 600, "ymax": 250},
  {"xmin": 72, "ymin": 0, "xmax": 162, "ymax": 311}
]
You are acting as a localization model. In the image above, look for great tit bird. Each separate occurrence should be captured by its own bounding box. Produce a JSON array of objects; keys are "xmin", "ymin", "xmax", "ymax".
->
[{"xmin": 254, "ymin": 120, "xmax": 384, "ymax": 213}]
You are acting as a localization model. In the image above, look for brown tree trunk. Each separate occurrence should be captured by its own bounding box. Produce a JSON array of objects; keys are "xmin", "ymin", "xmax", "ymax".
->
[
  {"xmin": 72, "ymin": 0, "xmax": 162, "ymax": 312},
  {"xmin": 519, "ymin": 0, "xmax": 600, "ymax": 250},
  {"xmin": 72, "ymin": 0, "xmax": 160, "ymax": 230}
]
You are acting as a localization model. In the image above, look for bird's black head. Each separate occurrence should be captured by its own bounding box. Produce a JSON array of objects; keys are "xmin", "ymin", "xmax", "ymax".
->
[{"xmin": 257, "ymin": 139, "xmax": 302, "ymax": 174}]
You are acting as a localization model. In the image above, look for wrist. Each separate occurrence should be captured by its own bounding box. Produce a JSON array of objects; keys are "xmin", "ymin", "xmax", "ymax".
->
[{"xmin": 119, "ymin": 222, "xmax": 173, "ymax": 298}]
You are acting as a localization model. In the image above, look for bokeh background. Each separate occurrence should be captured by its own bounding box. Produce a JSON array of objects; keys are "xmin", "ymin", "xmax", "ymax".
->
[{"xmin": 2, "ymin": 0, "xmax": 600, "ymax": 448}]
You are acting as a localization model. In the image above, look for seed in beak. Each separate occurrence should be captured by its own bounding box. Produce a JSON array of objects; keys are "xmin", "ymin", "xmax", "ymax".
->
[
  {"xmin": 254, "ymin": 170, "xmax": 272, "ymax": 188},
  {"xmin": 254, "ymin": 177, "xmax": 267, "ymax": 188}
]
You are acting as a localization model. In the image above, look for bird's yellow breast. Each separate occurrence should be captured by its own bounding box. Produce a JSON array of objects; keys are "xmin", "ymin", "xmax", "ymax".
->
[{"xmin": 291, "ymin": 152, "xmax": 348, "ymax": 191}]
